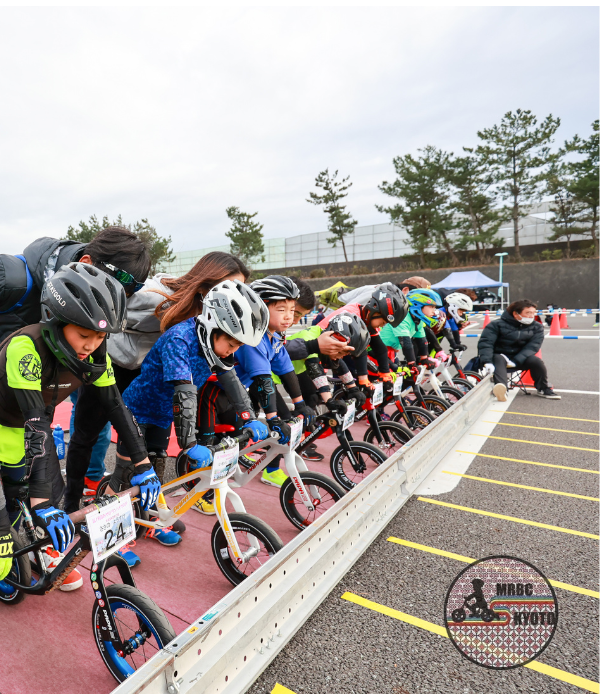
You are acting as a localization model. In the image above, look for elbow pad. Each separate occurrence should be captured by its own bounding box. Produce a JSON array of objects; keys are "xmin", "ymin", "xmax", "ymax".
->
[
  {"xmin": 173, "ymin": 383, "xmax": 198, "ymax": 449},
  {"xmin": 252, "ymin": 375, "xmax": 277, "ymax": 413},
  {"xmin": 216, "ymin": 370, "xmax": 255, "ymax": 422},
  {"xmin": 305, "ymin": 358, "xmax": 330, "ymax": 392},
  {"xmin": 279, "ymin": 370, "xmax": 302, "ymax": 401},
  {"xmin": 23, "ymin": 408, "xmax": 53, "ymax": 500}
]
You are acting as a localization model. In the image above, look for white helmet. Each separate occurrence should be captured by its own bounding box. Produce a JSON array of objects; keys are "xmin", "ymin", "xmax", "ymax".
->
[
  {"xmin": 445, "ymin": 292, "xmax": 473, "ymax": 323},
  {"xmin": 197, "ymin": 280, "xmax": 269, "ymax": 370}
]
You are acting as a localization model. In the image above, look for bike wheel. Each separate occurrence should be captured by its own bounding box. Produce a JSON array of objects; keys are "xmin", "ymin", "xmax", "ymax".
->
[
  {"xmin": 390, "ymin": 406, "xmax": 435, "ymax": 434},
  {"xmin": 363, "ymin": 421, "xmax": 414, "ymax": 459},
  {"xmin": 97, "ymin": 476, "xmax": 145, "ymax": 537},
  {"xmin": 428, "ymin": 386, "xmax": 464, "ymax": 405},
  {"xmin": 445, "ymin": 378, "xmax": 473, "ymax": 395},
  {"xmin": 451, "ymin": 608, "xmax": 466, "ymax": 623},
  {"xmin": 175, "ymin": 450, "xmax": 199, "ymax": 493},
  {"xmin": 330, "ymin": 440, "xmax": 388, "ymax": 491},
  {"xmin": 93, "ymin": 583, "xmax": 176, "ymax": 683},
  {"xmin": 0, "ymin": 528, "xmax": 32, "ymax": 605},
  {"xmin": 211, "ymin": 513, "xmax": 283, "ymax": 587},
  {"xmin": 420, "ymin": 395, "xmax": 451, "ymax": 416},
  {"xmin": 280, "ymin": 472, "xmax": 346, "ymax": 530},
  {"xmin": 460, "ymin": 370, "xmax": 482, "ymax": 385},
  {"xmin": 481, "ymin": 609, "xmax": 495, "ymax": 623}
]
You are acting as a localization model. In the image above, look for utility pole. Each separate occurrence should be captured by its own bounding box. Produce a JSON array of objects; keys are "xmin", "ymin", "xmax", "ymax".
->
[{"xmin": 495, "ymin": 252, "xmax": 508, "ymax": 311}]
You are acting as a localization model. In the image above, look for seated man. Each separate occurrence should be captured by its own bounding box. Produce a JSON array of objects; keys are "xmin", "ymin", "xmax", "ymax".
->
[{"xmin": 478, "ymin": 299, "xmax": 559, "ymax": 401}]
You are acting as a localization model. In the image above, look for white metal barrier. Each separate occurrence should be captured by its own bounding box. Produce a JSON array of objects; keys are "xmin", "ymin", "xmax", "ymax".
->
[{"xmin": 114, "ymin": 377, "xmax": 493, "ymax": 695}]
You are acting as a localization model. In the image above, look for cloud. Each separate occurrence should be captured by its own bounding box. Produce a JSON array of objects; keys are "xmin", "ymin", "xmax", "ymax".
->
[{"xmin": 0, "ymin": 6, "xmax": 597, "ymax": 254}]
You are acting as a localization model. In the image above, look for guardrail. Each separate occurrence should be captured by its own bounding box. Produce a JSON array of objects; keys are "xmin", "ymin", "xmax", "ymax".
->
[{"xmin": 114, "ymin": 377, "xmax": 494, "ymax": 695}]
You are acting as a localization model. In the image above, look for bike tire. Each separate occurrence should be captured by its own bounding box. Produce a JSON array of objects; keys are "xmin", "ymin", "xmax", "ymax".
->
[
  {"xmin": 211, "ymin": 512, "xmax": 283, "ymax": 587},
  {"xmin": 459, "ymin": 370, "xmax": 482, "ymax": 384},
  {"xmin": 279, "ymin": 472, "xmax": 346, "ymax": 530},
  {"xmin": 390, "ymin": 406, "xmax": 436, "ymax": 433},
  {"xmin": 330, "ymin": 440, "xmax": 388, "ymax": 491},
  {"xmin": 97, "ymin": 476, "xmax": 145, "ymax": 537},
  {"xmin": 444, "ymin": 378, "xmax": 473, "ymax": 395},
  {"xmin": 0, "ymin": 528, "xmax": 32, "ymax": 605},
  {"xmin": 363, "ymin": 421, "xmax": 414, "ymax": 459},
  {"xmin": 451, "ymin": 608, "xmax": 466, "ymax": 623},
  {"xmin": 428, "ymin": 386, "xmax": 464, "ymax": 404},
  {"xmin": 93, "ymin": 583, "xmax": 176, "ymax": 683},
  {"xmin": 420, "ymin": 395, "xmax": 451, "ymax": 416},
  {"xmin": 175, "ymin": 450, "xmax": 199, "ymax": 493}
]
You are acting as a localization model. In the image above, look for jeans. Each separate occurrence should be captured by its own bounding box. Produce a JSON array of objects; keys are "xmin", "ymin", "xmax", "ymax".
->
[
  {"xmin": 493, "ymin": 354, "xmax": 550, "ymax": 392},
  {"xmin": 69, "ymin": 389, "xmax": 111, "ymax": 482}
]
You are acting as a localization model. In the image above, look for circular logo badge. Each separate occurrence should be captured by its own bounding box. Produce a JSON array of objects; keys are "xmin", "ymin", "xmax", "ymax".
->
[
  {"xmin": 387, "ymin": 314, "xmax": 395, "ymax": 322},
  {"xmin": 19, "ymin": 354, "xmax": 42, "ymax": 382},
  {"xmin": 92, "ymin": 563, "xmax": 98, "ymax": 572},
  {"xmin": 98, "ymin": 320, "xmax": 107, "ymax": 329},
  {"xmin": 92, "ymin": 581, "xmax": 99, "ymax": 590},
  {"xmin": 444, "ymin": 555, "xmax": 558, "ymax": 669},
  {"xmin": 95, "ymin": 591, "xmax": 102, "ymax": 599},
  {"xmin": 98, "ymin": 599, "xmax": 105, "ymax": 608},
  {"xmin": 90, "ymin": 572, "xmax": 97, "ymax": 581}
]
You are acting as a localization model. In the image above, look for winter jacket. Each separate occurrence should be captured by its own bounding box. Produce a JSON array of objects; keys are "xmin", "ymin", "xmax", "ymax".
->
[
  {"xmin": 478, "ymin": 311, "xmax": 544, "ymax": 366},
  {"xmin": 0, "ymin": 238, "xmax": 85, "ymax": 342},
  {"xmin": 106, "ymin": 274, "xmax": 174, "ymax": 370}
]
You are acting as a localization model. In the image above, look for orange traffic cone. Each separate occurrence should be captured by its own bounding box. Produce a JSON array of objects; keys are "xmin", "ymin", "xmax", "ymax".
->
[
  {"xmin": 559, "ymin": 308, "xmax": 569, "ymax": 329},
  {"xmin": 521, "ymin": 349, "xmax": 543, "ymax": 387},
  {"xmin": 549, "ymin": 312, "xmax": 561, "ymax": 336},
  {"xmin": 482, "ymin": 311, "xmax": 490, "ymax": 328}
]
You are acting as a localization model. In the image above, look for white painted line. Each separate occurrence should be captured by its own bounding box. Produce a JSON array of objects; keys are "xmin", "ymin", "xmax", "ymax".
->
[
  {"xmin": 553, "ymin": 389, "xmax": 600, "ymax": 395},
  {"xmin": 415, "ymin": 388, "xmax": 519, "ymax": 496}
]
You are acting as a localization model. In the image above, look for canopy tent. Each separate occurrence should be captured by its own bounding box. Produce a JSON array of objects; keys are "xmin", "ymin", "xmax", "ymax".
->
[
  {"xmin": 314, "ymin": 280, "xmax": 353, "ymax": 295},
  {"xmin": 314, "ymin": 281, "xmax": 354, "ymax": 311},
  {"xmin": 431, "ymin": 271, "xmax": 508, "ymax": 290}
]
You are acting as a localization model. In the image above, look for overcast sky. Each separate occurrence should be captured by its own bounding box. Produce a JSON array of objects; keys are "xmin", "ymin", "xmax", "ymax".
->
[{"xmin": 0, "ymin": 6, "xmax": 597, "ymax": 255}]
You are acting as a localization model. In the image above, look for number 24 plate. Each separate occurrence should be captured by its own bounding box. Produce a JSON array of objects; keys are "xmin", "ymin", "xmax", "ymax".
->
[{"xmin": 85, "ymin": 494, "xmax": 135, "ymax": 564}]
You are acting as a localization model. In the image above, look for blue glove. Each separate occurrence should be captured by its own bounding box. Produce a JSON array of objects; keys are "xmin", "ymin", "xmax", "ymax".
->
[
  {"xmin": 267, "ymin": 416, "xmax": 291, "ymax": 445},
  {"xmin": 243, "ymin": 420, "xmax": 269, "ymax": 442},
  {"xmin": 32, "ymin": 502, "xmax": 75, "ymax": 553},
  {"xmin": 185, "ymin": 443, "xmax": 213, "ymax": 468},
  {"xmin": 130, "ymin": 466, "xmax": 161, "ymax": 510}
]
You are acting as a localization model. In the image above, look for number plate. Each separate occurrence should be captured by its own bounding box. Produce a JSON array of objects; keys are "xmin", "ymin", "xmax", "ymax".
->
[
  {"xmin": 289, "ymin": 420, "xmax": 303, "ymax": 451},
  {"xmin": 372, "ymin": 382, "xmax": 384, "ymax": 406},
  {"xmin": 342, "ymin": 400, "xmax": 356, "ymax": 430},
  {"xmin": 85, "ymin": 493, "xmax": 135, "ymax": 564},
  {"xmin": 211, "ymin": 444, "xmax": 240, "ymax": 485},
  {"xmin": 393, "ymin": 375, "xmax": 403, "ymax": 396}
]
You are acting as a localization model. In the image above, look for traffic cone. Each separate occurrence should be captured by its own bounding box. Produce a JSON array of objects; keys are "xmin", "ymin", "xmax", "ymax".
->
[
  {"xmin": 482, "ymin": 311, "xmax": 490, "ymax": 329},
  {"xmin": 521, "ymin": 348, "xmax": 543, "ymax": 387},
  {"xmin": 549, "ymin": 312, "xmax": 561, "ymax": 336},
  {"xmin": 559, "ymin": 308, "xmax": 569, "ymax": 329}
]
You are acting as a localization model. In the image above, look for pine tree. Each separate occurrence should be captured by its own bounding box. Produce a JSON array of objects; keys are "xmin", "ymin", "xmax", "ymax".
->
[
  {"xmin": 307, "ymin": 169, "xmax": 357, "ymax": 264},
  {"xmin": 564, "ymin": 120, "xmax": 599, "ymax": 257},
  {"xmin": 476, "ymin": 109, "xmax": 560, "ymax": 259},
  {"xmin": 224, "ymin": 207, "xmax": 265, "ymax": 266},
  {"xmin": 447, "ymin": 150, "xmax": 505, "ymax": 263},
  {"xmin": 376, "ymin": 145, "xmax": 456, "ymax": 267}
]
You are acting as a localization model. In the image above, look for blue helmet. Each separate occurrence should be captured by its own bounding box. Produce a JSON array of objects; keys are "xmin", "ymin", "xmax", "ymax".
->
[{"xmin": 406, "ymin": 288, "xmax": 443, "ymax": 327}]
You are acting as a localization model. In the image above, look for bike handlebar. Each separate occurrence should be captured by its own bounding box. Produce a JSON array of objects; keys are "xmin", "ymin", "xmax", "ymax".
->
[{"xmin": 67, "ymin": 485, "xmax": 141, "ymax": 525}]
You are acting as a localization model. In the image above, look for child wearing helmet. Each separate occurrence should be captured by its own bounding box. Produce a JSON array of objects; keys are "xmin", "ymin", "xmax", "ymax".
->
[
  {"xmin": 317, "ymin": 283, "xmax": 408, "ymax": 395},
  {"xmin": 0, "ymin": 263, "xmax": 156, "ymax": 590},
  {"xmin": 120, "ymin": 281, "xmax": 270, "ymax": 524}
]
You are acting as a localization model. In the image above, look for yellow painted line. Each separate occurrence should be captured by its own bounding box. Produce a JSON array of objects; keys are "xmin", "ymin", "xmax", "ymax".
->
[
  {"xmin": 442, "ymin": 470, "xmax": 599, "ymax": 501},
  {"xmin": 417, "ymin": 497, "xmax": 600, "ymax": 540},
  {"xmin": 483, "ymin": 420, "xmax": 599, "ymax": 436},
  {"xmin": 456, "ymin": 451, "xmax": 599, "ymax": 475},
  {"xmin": 271, "ymin": 683, "xmax": 296, "ymax": 694},
  {"xmin": 386, "ymin": 537, "xmax": 600, "ymax": 599},
  {"xmin": 471, "ymin": 434, "xmax": 599, "ymax": 452},
  {"xmin": 492, "ymin": 410, "xmax": 599, "ymax": 424},
  {"xmin": 342, "ymin": 592, "xmax": 599, "ymax": 693}
]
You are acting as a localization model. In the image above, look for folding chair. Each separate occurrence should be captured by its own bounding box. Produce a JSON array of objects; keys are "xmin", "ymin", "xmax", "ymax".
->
[{"xmin": 507, "ymin": 369, "xmax": 532, "ymax": 396}]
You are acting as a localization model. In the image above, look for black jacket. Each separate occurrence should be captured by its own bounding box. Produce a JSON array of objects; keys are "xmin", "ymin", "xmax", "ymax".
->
[
  {"xmin": 478, "ymin": 311, "xmax": 544, "ymax": 365},
  {"xmin": 0, "ymin": 238, "xmax": 85, "ymax": 342}
]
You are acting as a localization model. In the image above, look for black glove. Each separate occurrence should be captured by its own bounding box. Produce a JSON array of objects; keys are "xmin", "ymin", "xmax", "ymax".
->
[
  {"xmin": 455, "ymin": 343, "xmax": 468, "ymax": 352},
  {"xmin": 389, "ymin": 360, "xmax": 399, "ymax": 372},
  {"xmin": 291, "ymin": 401, "xmax": 317, "ymax": 428},
  {"xmin": 267, "ymin": 416, "xmax": 292, "ymax": 445},
  {"xmin": 419, "ymin": 356, "xmax": 437, "ymax": 370},
  {"xmin": 346, "ymin": 386, "xmax": 367, "ymax": 406},
  {"xmin": 326, "ymin": 398, "xmax": 348, "ymax": 415}
]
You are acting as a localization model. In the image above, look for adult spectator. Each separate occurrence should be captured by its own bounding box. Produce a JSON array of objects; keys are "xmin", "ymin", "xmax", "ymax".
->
[
  {"xmin": 312, "ymin": 305, "xmax": 326, "ymax": 326},
  {"xmin": 478, "ymin": 299, "xmax": 560, "ymax": 401},
  {"xmin": 399, "ymin": 276, "xmax": 431, "ymax": 294}
]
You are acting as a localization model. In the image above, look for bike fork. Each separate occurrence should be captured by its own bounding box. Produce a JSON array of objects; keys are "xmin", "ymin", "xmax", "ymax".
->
[
  {"xmin": 213, "ymin": 485, "xmax": 260, "ymax": 564},
  {"xmin": 283, "ymin": 452, "xmax": 315, "ymax": 511},
  {"xmin": 93, "ymin": 554, "xmax": 137, "ymax": 654}
]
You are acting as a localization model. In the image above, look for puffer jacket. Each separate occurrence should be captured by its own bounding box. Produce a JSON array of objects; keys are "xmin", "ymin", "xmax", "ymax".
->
[
  {"xmin": 106, "ymin": 273, "xmax": 175, "ymax": 370},
  {"xmin": 478, "ymin": 311, "xmax": 544, "ymax": 365}
]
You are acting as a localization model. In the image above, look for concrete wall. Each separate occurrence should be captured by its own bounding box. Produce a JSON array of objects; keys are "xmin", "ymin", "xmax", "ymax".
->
[{"xmin": 304, "ymin": 258, "xmax": 599, "ymax": 309}]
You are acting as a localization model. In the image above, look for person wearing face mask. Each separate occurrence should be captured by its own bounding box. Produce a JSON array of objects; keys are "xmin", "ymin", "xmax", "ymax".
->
[{"xmin": 478, "ymin": 299, "xmax": 560, "ymax": 401}]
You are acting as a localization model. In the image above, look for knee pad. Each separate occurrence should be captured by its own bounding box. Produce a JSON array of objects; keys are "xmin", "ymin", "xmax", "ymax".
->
[{"xmin": 109, "ymin": 456, "xmax": 135, "ymax": 493}]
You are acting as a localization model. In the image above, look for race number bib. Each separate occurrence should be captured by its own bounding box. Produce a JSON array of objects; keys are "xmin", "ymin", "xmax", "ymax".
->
[
  {"xmin": 393, "ymin": 375, "xmax": 403, "ymax": 396},
  {"xmin": 289, "ymin": 420, "xmax": 304, "ymax": 451},
  {"xmin": 372, "ymin": 382, "xmax": 384, "ymax": 406},
  {"xmin": 86, "ymin": 494, "xmax": 135, "ymax": 564},
  {"xmin": 210, "ymin": 444, "xmax": 240, "ymax": 486},
  {"xmin": 342, "ymin": 400, "xmax": 356, "ymax": 430}
]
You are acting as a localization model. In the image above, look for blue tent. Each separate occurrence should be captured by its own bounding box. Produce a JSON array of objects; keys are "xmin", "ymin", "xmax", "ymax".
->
[{"xmin": 431, "ymin": 270, "xmax": 508, "ymax": 290}]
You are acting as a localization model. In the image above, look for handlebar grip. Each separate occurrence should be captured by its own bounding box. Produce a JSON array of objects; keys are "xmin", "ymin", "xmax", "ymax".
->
[{"xmin": 68, "ymin": 486, "xmax": 141, "ymax": 524}]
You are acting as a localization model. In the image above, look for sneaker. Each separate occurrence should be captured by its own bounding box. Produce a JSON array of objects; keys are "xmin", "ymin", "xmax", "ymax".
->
[
  {"xmin": 537, "ymin": 388, "xmax": 561, "ymax": 400},
  {"xmin": 191, "ymin": 497, "xmax": 216, "ymax": 515},
  {"xmin": 117, "ymin": 542, "xmax": 141, "ymax": 567},
  {"xmin": 144, "ymin": 524, "xmax": 182, "ymax": 546},
  {"xmin": 83, "ymin": 477, "xmax": 101, "ymax": 497},
  {"xmin": 40, "ymin": 546, "xmax": 83, "ymax": 591},
  {"xmin": 492, "ymin": 383, "xmax": 507, "ymax": 402},
  {"xmin": 593, "ymin": 323, "xmax": 599, "ymax": 327},
  {"xmin": 261, "ymin": 468, "xmax": 288, "ymax": 488},
  {"xmin": 300, "ymin": 446, "xmax": 324, "ymax": 462}
]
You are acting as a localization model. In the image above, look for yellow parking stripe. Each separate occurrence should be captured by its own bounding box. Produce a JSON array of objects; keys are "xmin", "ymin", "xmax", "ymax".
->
[
  {"xmin": 483, "ymin": 420, "xmax": 599, "ymax": 436},
  {"xmin": 386, "ymin": 537, "xmax": 600, "ymax": 599},
  {"xmin": 492, "ymin": 410, "xmax": 599, "ymax": 423},
  {"xmin": 342, "ymin": 592, "xmax": 599, "ymax": 693},
  {"xmin": 441, "ymin": 470, "xmax": 599, "ymax": 501},
  {"xmin": 471, "ymin": 434, "xmax": 599, "ymax": 452},
  {"xmin": 417, "ymin": 497, "xmax": 599, "ymax": 540},
  {"xmin": 456, "ymin": 451, "xmax": 599, "ymax": 475},
  {"xmin": 271, "ymin": 684, "xmax": 296, "ymax": 694}
]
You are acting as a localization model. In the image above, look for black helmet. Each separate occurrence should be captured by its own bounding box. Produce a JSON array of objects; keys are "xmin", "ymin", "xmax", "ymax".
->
[
  {"xmin": 362, "ymin": 283, "xmax": 407, "ymax": 327},
  {"xmin": 40, "ymin": 263, "xmax": 127, "ymax": 384},
  {"xmin": 325, "ymin": 312, "xmax": 370, "ymax": 357},
  {"xmin": 250, "ymin": 275, "xmax": 300, "ymax": 302}
]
